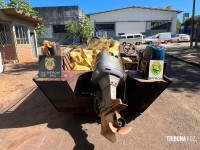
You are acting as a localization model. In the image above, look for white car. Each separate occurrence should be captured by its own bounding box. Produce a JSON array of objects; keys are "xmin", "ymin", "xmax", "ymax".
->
[
  {"xmin": 119, "ymin": 33, "xmax": 144, "ymax": 45},
  {"xmin": 0, "ymin": 51, "xmax": 4, "ymax": 73},
  {"xmin": 171, "ymin": 34, "xmax": 190, "ymax": 43},
  {"xmin": 144, "ymin": 32, "xmax": 171, "ymax": 44}
]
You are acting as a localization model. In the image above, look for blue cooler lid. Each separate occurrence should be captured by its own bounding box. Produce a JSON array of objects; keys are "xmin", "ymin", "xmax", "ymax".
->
[{"xmin": 143, "ymin": 45, "xmax": 165, "ymax": 61}]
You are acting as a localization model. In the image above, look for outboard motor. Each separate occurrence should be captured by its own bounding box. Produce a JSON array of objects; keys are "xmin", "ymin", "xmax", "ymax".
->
[{"xmin": 91, "ymin": 51, "xmax": 131, "ymax": 143}]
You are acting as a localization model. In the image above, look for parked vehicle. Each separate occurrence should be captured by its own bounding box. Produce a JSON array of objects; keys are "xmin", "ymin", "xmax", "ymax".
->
[
  {"xmin": 111, "ymin": 35, "xmax": 121, "ymax": 41},
  {"xmin": 0, "ymin": 51, "xmax": 4, "ymax": 73},
  {"xmin": 171, "ymin": 34, "xmax": 190, "ymax": 43},
  {"xmin": 144, "ymin": 32, "xmax": 171, "ymax": 44},
  {"xmin": 96, "ymin": 31, "xmax": 107, "ymax": 38},
  {"xmin": 119, "ymin": 33, "xmax": 144, "ymax": 45}
]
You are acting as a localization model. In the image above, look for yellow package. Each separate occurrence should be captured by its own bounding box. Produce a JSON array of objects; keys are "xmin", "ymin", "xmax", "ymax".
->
[
  {"xmin": 42, "ymin": 46, "xmax": 50, "ymax": 55},
  {"xmin": 43, "ymin": 40, "xmax": 54, "ymax": 48},
  {"xmin": 81, "ymin": 49, "xmax": 93, "ymax": 59},
  {"xmin": 71, "ymin": 55, "xmax": 84, "ymax": 64},
  {"xmin": 69, "ymin": 62, "xmax": 78, "ymax": 69},
  {"xmin": 87, "ymin": 39, "xmax": 99, "ymax": 49},
  {"xmin": 93, "ymin": 49, "xmax": 102, "ymax": 59},
  {"xmin": 69, "ymin": 48, "xmax": 82, "ymax": 58},
  {"xmin": 73, "ymin": 65, "xmax": 91, "ymax": 70},
  {"xmin": 122, "ymin": 57, "xmax": 133, "ymax": 64},
  {"xmin": 110, "ymin": 40, "xmax": 120, "ymax": 47},
  {"xmin": 81, "ymin": 58, "xmax": 93, "ymax": 67},
  {"xmin": 108, "ymin": 46, "xmax": 120, "ymax": 56}
]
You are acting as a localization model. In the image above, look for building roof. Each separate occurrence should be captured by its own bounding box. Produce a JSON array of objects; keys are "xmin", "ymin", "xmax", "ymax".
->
[
  {"xmin": 0, "ymin": 7, "xmax": 43, "ymax": 23},
  {"xmin": 88, "ymin": 6, "xmax": 182, "ymax": 15}
]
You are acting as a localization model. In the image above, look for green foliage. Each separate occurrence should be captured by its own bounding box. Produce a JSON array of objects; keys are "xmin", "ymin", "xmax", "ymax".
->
[
  {"xmin": 164, "ymin": 5, "xmax": 173, "ymax": 10},
  {"xmin": 182, "ymin": 15, "xmax": 200, "ymax": 26},
  {"xmin": 1, "ymin": 0, "xmax": 44, "ymax": 36},
  {"xmin": 65, "ymin": 17, "xmax": 93, "ymax": 42},
  {"xmin": 0, "ymin": 0, "xmax": 6, "ymax": 8},
  {"xmin": 65, "ymin": 21, "xmax": 79, "ymax": 38},
  {"xmin": 6, "ymin": 0, "xmax": 38, "ymax": 16},
  {"xmin": 176, "ymin": 18, "xmax": 181, "ymax": 31},
  {"xmin": 35, "ymin": 22, "xmax": 45, "ymax": 37}
]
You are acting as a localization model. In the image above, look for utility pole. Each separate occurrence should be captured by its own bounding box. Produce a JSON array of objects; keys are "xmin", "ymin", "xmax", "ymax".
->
[{"xmin": 190, "ymin": 0, "xmax": 196, "ymax": 47}]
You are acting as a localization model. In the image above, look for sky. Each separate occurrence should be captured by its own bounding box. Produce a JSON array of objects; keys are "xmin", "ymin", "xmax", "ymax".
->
[{"xmin": 3, "ymin": 0, "xmax": 200, "ymax": 22}]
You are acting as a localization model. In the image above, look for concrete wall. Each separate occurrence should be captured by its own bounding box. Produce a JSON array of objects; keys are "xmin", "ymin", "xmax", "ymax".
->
[
  {"xmin": 90, "ymin": 7, "xmax": 178, "ymax": 35},
  {"xmin": 35, "ymin": 6, "xmax": 85, "ymax": 44},
  {"xmin": 116, "ymin": 22, "xmax": 146, "ymax": 35}
]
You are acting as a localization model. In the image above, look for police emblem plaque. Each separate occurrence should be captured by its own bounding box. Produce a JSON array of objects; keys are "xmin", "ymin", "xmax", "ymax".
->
[{"xmin": 39, "ymin": 55, "xmax": 61, "ymax": 78}]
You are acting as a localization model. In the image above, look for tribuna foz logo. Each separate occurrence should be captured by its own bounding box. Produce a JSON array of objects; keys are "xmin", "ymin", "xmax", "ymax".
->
[{"xmin": 166, "ymin": 136, "xmax": 197, "ymax": 142}]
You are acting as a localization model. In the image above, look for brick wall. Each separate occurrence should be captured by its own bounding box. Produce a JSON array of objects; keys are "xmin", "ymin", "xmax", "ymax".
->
[
  {"xmin": 17, "ymin": 44, "xmax": 34, "ymax": 62},
  {"xmin": 0, "ymin": 44, "xmax": 36, "ymax": 62},
  {"xmin": 0, "ymin": 44, "xmax": 16, "ymax": 60}
]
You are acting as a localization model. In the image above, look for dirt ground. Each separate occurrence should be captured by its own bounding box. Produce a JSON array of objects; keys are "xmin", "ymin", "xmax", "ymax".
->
[{"xmin": 0, "ymin": 61, "xmax": 38, "ymax": 109}]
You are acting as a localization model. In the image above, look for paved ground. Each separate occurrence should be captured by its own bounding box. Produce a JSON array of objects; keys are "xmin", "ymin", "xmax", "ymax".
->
[
  {"xmin": 0, "ymin": 42, "xmax": 200, "ymax": 150},
  {"xmin": 165, "ymin": 43, "xmax": 200, "ymax": 67},
  {"xmin": 137, "ymin": 42, "xmax": 200, "ymax": 67}
]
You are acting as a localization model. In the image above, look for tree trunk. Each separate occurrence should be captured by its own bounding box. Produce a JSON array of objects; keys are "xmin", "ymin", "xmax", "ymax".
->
[{"xmin": 195, "ymin": 27, "xmax": 198, "ymax": 47}]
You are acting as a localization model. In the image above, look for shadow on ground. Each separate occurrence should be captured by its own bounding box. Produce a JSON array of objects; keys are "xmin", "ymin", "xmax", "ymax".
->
[
  {"xmin": 4, "ymin": 62, "xmax": 38, "ymax": 74},
  {"xmin": 165, "ymin": 56, "xmax": 200, "ymax": 93},
  {"xmin": 0, "ymin": 88, "xmax": 97, "ymax": 150},
  {"xmin": 0, "ymin": 87, "xmax": 140, "ymax": 149}
]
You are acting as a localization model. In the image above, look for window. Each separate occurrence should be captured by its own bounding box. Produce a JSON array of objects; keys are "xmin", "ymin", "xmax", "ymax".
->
[
  {"xmin": 171, "ymin": 35, "xmax": 176, "ymax": 38},
  {"xmin": 120, "ymin": 36, "xmax": 126, "ymax": 39},
  {"xmin": 118, "ymin": 33, "xmax": 125, "ymax": 36},
  {"xmin": 127, "ymin": 36, "xmax": 133, "ymax": 38},
  {"xmin": 15, "ymin": 24, "xmax": 29, "ymax": 44},
  {"xmin": 134, "ymin": 35, "xmax": 141, "ymax": 38},
  {"xmin": 0, "ymin": 22, "xmax": 12, "ymax": 44},
  {"xmin": 53, "ymin": 25, "xmax": 67, "ymax": 33}
]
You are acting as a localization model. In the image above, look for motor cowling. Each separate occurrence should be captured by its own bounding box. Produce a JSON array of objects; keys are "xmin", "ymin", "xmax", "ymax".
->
[{"xmin": 91, "ymin": 51, "xmax": 126, "ymax": 85}]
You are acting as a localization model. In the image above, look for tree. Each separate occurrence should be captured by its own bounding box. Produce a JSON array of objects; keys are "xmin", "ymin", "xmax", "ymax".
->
[
  {"xmin": 65, "ymin": 21, "xmax": 79, "ymax": 39},
  {"xmin": 35, "ymin": 22, "xmax": 45, "ymax": 37},
  {"xmin": 176, "ymin": 18, "xmax": 181, "ymax": 31},
  {"xmin": 0, "ymin": 0, "xmax": 44, "ymax": 36},
  {"xmin": 0, "ymin": 0, "xmax": 6, "ymax": 8},
  {"xmin": 182, "ymin": 15, "xmax": 200, "ymax": 26},
  {"xmin": 164, "ymin": 5, "xmax": 173, "ymax": 10},
  {"xmin": 6, "ymin": 0, "xmax": 38, "ymax": 16},
  {"xmin": 65, "ymin": 17, "xmax": 93, "ymax": 43}
]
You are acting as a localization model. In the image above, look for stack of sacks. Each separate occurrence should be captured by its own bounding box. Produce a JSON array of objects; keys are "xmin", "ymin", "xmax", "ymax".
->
[
  {"xmin": 69, "ymin": 38, "xmax": 121, "ymax": 70},
  {"xmin": 69, "ymin": 49, "xmax": 94, "ymax": 70}
]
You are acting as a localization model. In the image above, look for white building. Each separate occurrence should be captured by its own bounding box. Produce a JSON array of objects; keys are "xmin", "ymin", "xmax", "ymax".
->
[{"xmin": 88, "ymin": 6, "xmax": 182, "ymax": 38}]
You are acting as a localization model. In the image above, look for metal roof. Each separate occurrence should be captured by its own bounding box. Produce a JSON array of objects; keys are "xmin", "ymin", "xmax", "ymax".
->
[
  {"xmin": 0, "ymin": 7, "xmax": 43, "ymax": 23},
  {"xmin": 88, "ymin": 6, "xmax": 182, "ymax": 15}
]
